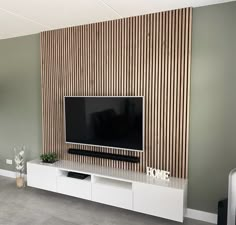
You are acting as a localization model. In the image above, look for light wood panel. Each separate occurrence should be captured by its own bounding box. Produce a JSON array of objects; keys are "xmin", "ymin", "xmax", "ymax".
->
[{"xmin": 40, "ymin": 8, "xmax": 192, "ymax": 178}]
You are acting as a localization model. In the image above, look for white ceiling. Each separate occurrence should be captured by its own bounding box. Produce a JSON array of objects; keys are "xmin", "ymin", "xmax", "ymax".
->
[{"xmin": 0, "ymin": 0, "xmax": 235, "ymax": 40}]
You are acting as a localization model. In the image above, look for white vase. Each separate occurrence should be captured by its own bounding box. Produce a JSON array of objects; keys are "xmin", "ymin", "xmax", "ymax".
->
[{"xmin": 16, "ymin": 172, "xmax": 25, "ymax": 188}]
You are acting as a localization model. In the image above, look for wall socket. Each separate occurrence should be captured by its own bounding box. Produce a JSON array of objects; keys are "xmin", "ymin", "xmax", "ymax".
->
[{"xmin": 6, "ymin": 159, "xmax": 13, "ymax": 165}]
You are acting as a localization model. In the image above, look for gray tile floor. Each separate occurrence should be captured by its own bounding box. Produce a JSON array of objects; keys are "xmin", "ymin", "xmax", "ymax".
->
[{"xmin": 0, "ymin": 176, "xmax": 212, "ymax": 225}]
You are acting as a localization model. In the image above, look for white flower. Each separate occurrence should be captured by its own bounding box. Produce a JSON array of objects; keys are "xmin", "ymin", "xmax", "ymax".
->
[
  {"xmin": 14, "ymin": 147, "xmax": 25, "ymax": 173},
  {"xmin": 16, "ymin": 164, "xmax": 24, "ymax": 171},
  {"xmin": 19, "ymin": 151, "xmax": 24, "ymax": 157}
]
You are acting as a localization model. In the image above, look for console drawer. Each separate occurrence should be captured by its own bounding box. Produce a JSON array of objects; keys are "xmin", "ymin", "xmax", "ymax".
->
[
  {"xmin": 92, "ymin": 177, "xmax": 132, "ymax": 210},
  {"xmin": 27, "ymin": 163, "xmax": 57, "ymax": 192},
  {"xmin": 57, "ymin": 176, "xmax": 92, "ymax": 200},
  {"xmin": 133, "ymin": 182, "xmax": 184, "ymax": 222}
]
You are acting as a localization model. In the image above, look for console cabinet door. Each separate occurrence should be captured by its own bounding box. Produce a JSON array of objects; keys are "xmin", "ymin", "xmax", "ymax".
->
[
  {"xmin": 57, "ymin": 176, "xmax": 92, "ymax": 200},
  {"xmin": 133, "ymin": 182, "xmax": 184, "ymax": 222},
  {"xmin": 27, "ymin": 163, "xmax": 57, "ymax": 192},
  {"xmin": 92, "ymin": 182, "xmax": 132, "ymax": 210}
]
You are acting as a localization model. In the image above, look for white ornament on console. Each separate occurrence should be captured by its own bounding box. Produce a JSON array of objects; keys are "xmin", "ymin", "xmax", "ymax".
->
[{"xmin": 146, "ymin": 167, "xmax": 170, "ymax": 181}]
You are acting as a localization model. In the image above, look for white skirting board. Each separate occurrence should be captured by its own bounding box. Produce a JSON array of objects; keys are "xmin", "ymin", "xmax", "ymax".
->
[
  {"xmin": 185, "ymin": 208, "xmax": 217, "ymax": 224},
  {"xmin": 0, "ymin": 169, "xmax": 217, "ymax": 224},
  {"xmin": 0, "ymin": 169, "xmax": 16, "ymax": 178}
]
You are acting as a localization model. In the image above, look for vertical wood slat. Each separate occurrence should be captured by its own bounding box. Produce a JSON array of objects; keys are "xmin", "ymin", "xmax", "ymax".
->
[{"xmin": 40, "ymin": 8, "xmax": 192, "ymax": 178}]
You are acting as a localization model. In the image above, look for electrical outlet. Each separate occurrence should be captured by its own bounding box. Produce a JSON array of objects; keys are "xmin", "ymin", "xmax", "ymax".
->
[{"xmin": 6, "ymin": 159, "xmax": 12, "ymax": 165}]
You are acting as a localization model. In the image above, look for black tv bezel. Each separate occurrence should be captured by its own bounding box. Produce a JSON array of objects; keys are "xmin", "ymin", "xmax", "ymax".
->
[{"xmin": 64, "ymin": 96, "xmax": 145, "ymax": 152}]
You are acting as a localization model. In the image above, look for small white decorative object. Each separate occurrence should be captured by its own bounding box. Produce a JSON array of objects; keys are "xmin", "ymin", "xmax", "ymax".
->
[
  {"xmin": 146, "ymin": 166, "xmax": 170, "ymax": 181},
  {"xmin": 14, "ymin": 146, "xmax": 25, "ymax": 188}
]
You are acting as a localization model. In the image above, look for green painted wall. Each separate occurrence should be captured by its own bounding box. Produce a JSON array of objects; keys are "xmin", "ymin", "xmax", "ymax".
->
[
  {"xmin": 189, "ymin": 2, "xmax": 236, "ymax": 213},
  {"xmin": 0, "ymin": 1, "xmax": 235, "ymax": 214},
  {"xmin": 0, "ymin": 34, "xmax": 42, "ymax": 171}
]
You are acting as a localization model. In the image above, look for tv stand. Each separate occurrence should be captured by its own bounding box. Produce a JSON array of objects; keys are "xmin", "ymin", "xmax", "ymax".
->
[{"xmin": 27, "ymin": 160, "xmax": 187, "ymax": 222}]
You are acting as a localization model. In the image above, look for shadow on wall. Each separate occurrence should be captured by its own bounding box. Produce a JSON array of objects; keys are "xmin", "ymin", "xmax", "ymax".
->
[
  {"xmin": 0, "ymin": 83, "xmax": 12, "ymax": 170},
  {"xmin": 0, "ymin": 34, "xmax": 42, "ymax": 172},
  {"xmin": 0, "ymin": 82, "xmax": 6, "ymax": 106}
]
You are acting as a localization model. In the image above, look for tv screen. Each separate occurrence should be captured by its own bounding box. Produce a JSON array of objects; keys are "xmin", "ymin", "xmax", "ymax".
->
[{"xmin": 64, "ymin": 96, "xmax": 144, "ymax": 151}]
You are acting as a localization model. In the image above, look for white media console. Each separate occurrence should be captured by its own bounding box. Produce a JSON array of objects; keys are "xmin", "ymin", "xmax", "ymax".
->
[{"xmin": 27, "ymin": 160, "xmax": 187, "ymax": 222}]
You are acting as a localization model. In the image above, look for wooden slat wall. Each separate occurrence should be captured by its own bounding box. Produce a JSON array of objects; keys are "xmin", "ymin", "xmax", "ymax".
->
[{"xmin": 40, "ymin": 8, "xmax": 192, "ymax": 178}]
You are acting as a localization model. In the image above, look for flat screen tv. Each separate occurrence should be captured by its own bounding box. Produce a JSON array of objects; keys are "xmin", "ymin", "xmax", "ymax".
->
[{"xmin": 64, "ymin": 96, "xmax": 144, "ymax": 151}]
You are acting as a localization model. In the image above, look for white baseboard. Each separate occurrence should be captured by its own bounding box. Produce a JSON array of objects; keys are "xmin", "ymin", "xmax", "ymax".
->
[
  {"xmin": 0, "ymin": 169, "xmax": 217, "ymax": 224},
  {"xmin": 186, "ymin": 208, "xmax": 217, "ymax": 224},
  {"xmin": 0, "ymin": 169, "xmax": 16, "ymax": 178}
]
